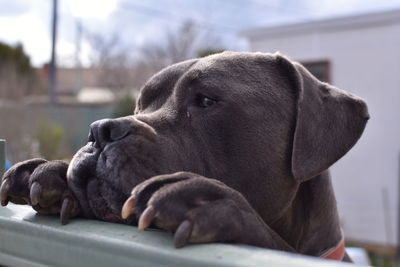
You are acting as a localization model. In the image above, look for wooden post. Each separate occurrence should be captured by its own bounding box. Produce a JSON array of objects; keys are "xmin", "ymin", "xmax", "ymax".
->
[{"xmin": 0, "ymin": 139, "xmax": 5, "ymax": 179}]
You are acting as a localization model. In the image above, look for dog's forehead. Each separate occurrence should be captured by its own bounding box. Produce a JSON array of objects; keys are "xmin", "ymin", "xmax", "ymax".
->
[
  {"xmin": 142, "ymin": 52, "xmax": 277, "ymax": 88},
  {"xmin": 138, "ymin": 52, "xmax": 281, "ymax": 110},
  {"xmin": 138, "ymin": 59, "xmax": 198, "ymax": 110},
  {"xmin": 186, "ymin": 52, "xmax": 281, "ymax": 84}
]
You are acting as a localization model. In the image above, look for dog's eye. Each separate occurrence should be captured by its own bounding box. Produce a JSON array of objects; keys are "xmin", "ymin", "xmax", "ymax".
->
[{"xmin": 195, "ymin": 94, "xmax": 217, "ymax": 108}]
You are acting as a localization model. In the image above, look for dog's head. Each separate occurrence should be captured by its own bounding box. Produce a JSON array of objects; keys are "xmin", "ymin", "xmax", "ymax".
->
[{"xmin": 67, "ymin": 52, "xmax": 369, "ymax": 222}]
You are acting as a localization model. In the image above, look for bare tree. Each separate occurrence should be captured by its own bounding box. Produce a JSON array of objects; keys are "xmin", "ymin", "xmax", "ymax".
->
[
  {"xmin": 139, "ymin": 20, "xmax": 223, "ymax": 76},
  {"xmin": 85, "ymin": 20, "xmax": 224, "ymax": 93},
  {"xmin": 86, "ymin": 32, "xmax": 135, "ymax": 91}
]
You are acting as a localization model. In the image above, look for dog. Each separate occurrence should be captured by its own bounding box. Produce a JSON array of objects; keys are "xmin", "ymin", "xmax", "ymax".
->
[{"xmin": 0, "ymin": 52, "xmax": 369, "ymax": 261}]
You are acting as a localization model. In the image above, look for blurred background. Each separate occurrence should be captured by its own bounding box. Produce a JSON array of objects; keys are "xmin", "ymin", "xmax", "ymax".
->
[{"xmin": 1, "ymin": 0, "xmax": 400, "ymax": 265}]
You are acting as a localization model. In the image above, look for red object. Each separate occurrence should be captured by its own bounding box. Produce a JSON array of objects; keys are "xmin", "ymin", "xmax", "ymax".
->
[{"xmin": 320, "ymin": 237, "xmax": 345, "ymax": 261}]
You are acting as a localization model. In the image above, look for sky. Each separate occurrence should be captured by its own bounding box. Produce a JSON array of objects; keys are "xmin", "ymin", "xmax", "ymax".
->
[{"xmin": 1, "ymin": 0, "xmax": 400, "ymax": 67}]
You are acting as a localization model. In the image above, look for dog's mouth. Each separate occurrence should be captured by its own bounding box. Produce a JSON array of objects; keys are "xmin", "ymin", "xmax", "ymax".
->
[
  {"xmin": 67, "ymin": 143, "xmax": 138, "ymax": 223},
  {"xmin": 67, "ymin": 129, "xmax": 180, "ymax": 224},
  {"xmin": 85, "ymin": 176, "xmax": 129, "ymax": 223}
]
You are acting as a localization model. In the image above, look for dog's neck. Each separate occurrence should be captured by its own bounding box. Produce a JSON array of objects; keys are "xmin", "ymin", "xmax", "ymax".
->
[{"xmin": 270, "ymin": 170, "xmax": 343, "ymax": 256}]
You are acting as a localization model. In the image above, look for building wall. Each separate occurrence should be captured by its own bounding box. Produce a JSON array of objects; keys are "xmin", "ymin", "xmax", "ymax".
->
[{"xmin": 247, "ymin": 21, "xmax": 400, "ymax": 246}]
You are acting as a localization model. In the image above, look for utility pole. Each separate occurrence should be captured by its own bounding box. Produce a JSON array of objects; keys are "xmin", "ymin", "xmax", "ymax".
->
[
  {"xmin": 75, "ymin": 19, "xmax": 82, "ymax": 95},
  {"xmin": 48, "ymin": 0, "xmax": 58, "ymax": 105}
]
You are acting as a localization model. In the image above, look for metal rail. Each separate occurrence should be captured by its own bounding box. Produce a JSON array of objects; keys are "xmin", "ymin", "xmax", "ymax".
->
[{"xmin": 0, "ymin": 204, "xmax": 362, "ymax": 267}]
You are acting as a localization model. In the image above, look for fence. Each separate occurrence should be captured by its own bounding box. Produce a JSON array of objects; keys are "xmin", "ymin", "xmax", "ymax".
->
[{"xmin": 0, "ymin": 103, "xmax": 114, "ymax": 162}]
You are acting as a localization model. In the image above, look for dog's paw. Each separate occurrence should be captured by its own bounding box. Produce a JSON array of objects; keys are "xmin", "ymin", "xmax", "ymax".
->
[
  {"xmin": 0, "ymin": 159, "xmax": 80, "ymax": 224},
  {"xmin": 121, "ymin": 172, "xmax": 256, "ymax": 248}
]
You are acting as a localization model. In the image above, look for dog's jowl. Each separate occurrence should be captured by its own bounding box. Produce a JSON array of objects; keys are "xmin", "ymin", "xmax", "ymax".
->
[{"xmin": 0, "ymin": 52, "xmax": 369, "ymax": 261}]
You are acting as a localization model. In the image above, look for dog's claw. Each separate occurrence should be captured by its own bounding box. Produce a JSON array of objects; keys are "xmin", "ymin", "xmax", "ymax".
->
[
  {"xmin": 174, "ymin": 220, "xmax": 192, "ymax": 248},
  {"xmin": 121, "ymin": 195, "xmax": 137, "ymax": 219},
  {"xmin": 30, "ymin": 182, "xmax": 42, "ymax": 206},
  {"xmin": 0, "ymin": 179, "xmax": 10, "ymax": 206},
  {"xmin": 60, "ymin": 198, "xmax": 71, "ymax": 225},
  {"xmin": 138, "ymin": 205, "xmax": 156, "ymax": 231}
]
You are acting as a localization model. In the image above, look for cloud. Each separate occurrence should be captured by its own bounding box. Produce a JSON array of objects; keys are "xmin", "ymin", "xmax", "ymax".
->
[
  {"xmin": 0, "ymin": 0, "xmax": 120, "ymax": 66},
  {"xmin": 0, "ymin": 0, "xmax": 32, "ymax": 17},
  {"xmin": 0, "ymin": 11, "xmax": 50, "ymax": 66},
  {"xmin": 305, "ymin": 0, "xmax": 400, "ymax": 17},
  {"xmin": 1, "ymin": 0, "xmax": 400, "ymax": 66},
  {"xmin": 66, "ymin": 0, "xmax": 119, "ymax": 20}
]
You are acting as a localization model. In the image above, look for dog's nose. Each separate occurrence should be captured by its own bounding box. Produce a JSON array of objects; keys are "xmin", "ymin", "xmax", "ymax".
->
[{"xmin": 89, "ymin": 118, "xmax": 131, "ymax": 148}]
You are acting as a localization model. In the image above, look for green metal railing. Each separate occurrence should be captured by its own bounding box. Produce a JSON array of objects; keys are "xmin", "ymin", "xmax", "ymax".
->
[
  {"xmin": 0, "ymin": 204, "xmax": 359, "ymax": 267},
  {"xmin": 0, "ymin": 139, "xmax": 5, "ymax": 179}
]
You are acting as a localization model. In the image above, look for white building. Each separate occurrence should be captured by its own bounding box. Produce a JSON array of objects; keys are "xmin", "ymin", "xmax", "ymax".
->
[{"xmin": 242, "ymin": 9, "xmax": 400, "ymax": 247}]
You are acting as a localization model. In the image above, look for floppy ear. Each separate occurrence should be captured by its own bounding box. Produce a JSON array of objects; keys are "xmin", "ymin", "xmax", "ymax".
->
[{"xmin": 275, "ymin": 54, "xmax": 369, "ymax": 182}]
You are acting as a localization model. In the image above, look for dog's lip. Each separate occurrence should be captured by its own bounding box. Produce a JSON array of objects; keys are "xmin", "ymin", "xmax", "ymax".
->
[
  {"xmin": 86, "ymin": 177, "xmax": 127, "ymax": 223},
  {"xmin": 69, "ymin": 139, "xmax": 163, "ymax": 223},
  {"xmin": 67, "ymin": 143, "xmax": 101, "ymax": 219},
  {"xmin": 69, "ymin": 161, "xmax": 127, "ymax": 221},
  {"xmin": 68, "ymin": 143, "xmax": 138, "ymax": 222}
]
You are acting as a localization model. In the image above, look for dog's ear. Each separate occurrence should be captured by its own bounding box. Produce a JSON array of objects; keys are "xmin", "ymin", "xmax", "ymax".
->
[{"xmin": 275, "ymin": 54, "xmax": 369, "ymax": 182}]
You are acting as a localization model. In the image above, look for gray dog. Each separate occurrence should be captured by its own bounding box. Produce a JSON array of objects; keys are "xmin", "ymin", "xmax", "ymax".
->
[{"xmin": 0, "ymin": 52, "xmax": 368, "ymax": 262}]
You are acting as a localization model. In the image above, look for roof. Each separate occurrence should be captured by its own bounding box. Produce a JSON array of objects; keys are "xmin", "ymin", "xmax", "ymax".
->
[{"xmin": 241, "ymin": 8, "xmax": 400, "ymax": 40}]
